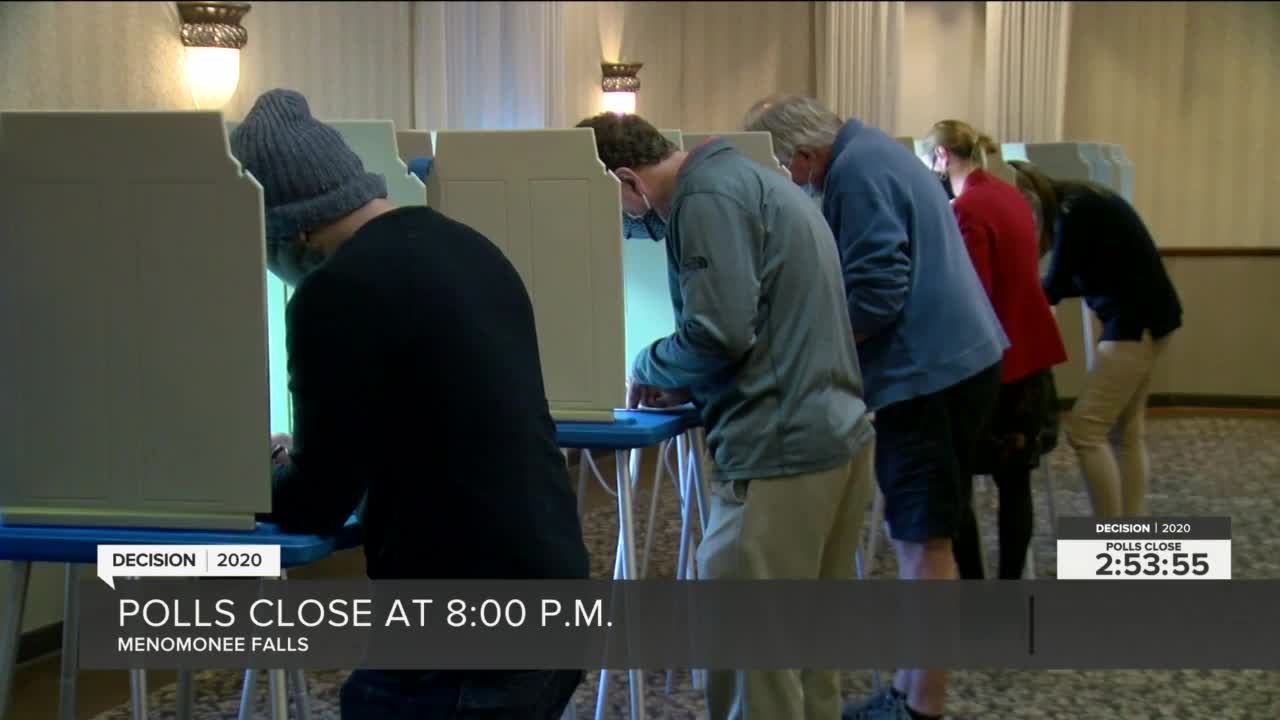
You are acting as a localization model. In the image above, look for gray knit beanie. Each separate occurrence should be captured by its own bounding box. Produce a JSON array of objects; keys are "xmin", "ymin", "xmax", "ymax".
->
[{"xmin": 230, "ymin": 89, "xmax": 387, "ymax": 241}]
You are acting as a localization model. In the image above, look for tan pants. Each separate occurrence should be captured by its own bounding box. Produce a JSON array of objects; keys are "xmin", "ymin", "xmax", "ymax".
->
[
  {"xmin": 697, "ymin": 441, "xmax": 876, "ymax": 720},
  {"xmin": 1066, "ymin": 331, "xmax": 1171, "ymax": 516}
]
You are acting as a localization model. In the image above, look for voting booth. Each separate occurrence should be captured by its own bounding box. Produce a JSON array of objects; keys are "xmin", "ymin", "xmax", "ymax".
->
[
  {"xmin": 682, "ymin": 131, "xmax": 787, "ymax": 176},
  {"xmin": 984, "ymin": 146, "xmax": 1019, "ymax": 186},
  {"xmin": 0, "ymin": 111, "xmax": 272, "ymax": 530},
  {"xmin": 623, "ymin": 131, "xmax": 684, "ymax": 366},
  {"xmin": 426, "ymin": 128, "xmax": 629, "ymax": 422},
  {"xmin": 897, "ymin": 135, "xmax": 925, "ymax": 161},
  {"xmin": 396, "ymin": 129, "xmax": 433, "ymax": 165},
  {"xmin": 1102, "ymin": 144, "xmax": 1135, "ymax": 201}
]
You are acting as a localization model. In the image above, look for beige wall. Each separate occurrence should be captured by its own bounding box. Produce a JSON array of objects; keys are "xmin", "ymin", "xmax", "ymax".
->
[
  {"xmin": 1064, "ymin": 2, "xmax": 1279, "ymax": 249},
  {"xmin": 619, "ymin": 1, "xmax": 816, "ymax": 131},
  {"xmin": 1052, "ymin": 2, "xmax": 1279, "ymax": 400},
  {"xmin": 0, "ymin": 0, "xmax": 413, "ymax": 125},
  {"xmin": 897, "ymin": 1, "xmax": 986, "ymax": 137}
]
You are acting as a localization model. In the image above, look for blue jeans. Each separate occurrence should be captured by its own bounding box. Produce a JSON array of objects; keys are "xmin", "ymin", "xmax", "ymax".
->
[{"xmin": 340, "ymin": 669, "xmax": 582, "ymax": 719}]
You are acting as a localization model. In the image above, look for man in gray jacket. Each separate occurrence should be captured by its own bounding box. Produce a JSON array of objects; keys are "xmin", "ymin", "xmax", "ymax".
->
[{"xmin": 576, "ymin": 112, "xmax": 876, "ymax": 720}]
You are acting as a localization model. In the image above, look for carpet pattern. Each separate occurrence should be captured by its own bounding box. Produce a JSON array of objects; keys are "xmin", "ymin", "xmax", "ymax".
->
[{"xmin": 87, "ymin": 415, "xmax": 1280, "ymax": 719}]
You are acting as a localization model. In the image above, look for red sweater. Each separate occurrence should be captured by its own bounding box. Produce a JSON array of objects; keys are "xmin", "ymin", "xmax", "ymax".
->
[{"xmin": 953, "ymin": 170, "xmax": 1067, "ymax": 383}]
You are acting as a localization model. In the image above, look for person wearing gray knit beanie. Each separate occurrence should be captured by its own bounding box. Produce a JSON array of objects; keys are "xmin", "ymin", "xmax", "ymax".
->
[
  {"xmin": 230, "ymin": 88, "xmax": 390, "ymax": 286},
  {"xmin": 239, "ymin": 87, "xmax": 589, "ymax": 719}
]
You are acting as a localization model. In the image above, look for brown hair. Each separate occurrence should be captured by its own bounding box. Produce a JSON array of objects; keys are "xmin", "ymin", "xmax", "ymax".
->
[
  {"xmin": 575, "ymin": 113, "xmax": 676, "ymax": 172},
  {"xmin": 1008, "ymin": 160, "xmax": 1115, "ymax": 257},
  {"xmin": 923, "ymin": 119, "xmax": 1000, "ymax": 169}
]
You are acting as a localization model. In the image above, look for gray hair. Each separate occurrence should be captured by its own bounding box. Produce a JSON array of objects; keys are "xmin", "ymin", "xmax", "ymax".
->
[{"xmin": 742, "ymin": 95, "xmax": 842, "ymax": 166}]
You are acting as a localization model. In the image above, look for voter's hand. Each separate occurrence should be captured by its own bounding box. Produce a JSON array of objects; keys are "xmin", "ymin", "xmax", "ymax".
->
[
  {"xmin": 645, "ymin": 388, "xmax": 691, "ymax": 408},
  {"xmin": 626, "ymin": 379, "xmax": 653, "ymax": 410},
  {"xmin": 271, "ymin": 433, "xmax": 293, "ymax": 466}
]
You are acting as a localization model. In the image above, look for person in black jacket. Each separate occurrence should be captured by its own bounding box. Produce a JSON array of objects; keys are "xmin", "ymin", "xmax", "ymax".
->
[
  {"xmin": 1011, "ymin": 161, "xmax": 1182, "ymax": 518},
  {"xmin": 230, "ymin": 89, "xmax": 588, "ymax": 719}
]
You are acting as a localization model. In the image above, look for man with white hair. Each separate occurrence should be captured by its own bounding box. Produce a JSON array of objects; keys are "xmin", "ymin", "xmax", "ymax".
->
[{"xmin": 746, "ymin": 96, "xmax": 1008, "ymax": 720}]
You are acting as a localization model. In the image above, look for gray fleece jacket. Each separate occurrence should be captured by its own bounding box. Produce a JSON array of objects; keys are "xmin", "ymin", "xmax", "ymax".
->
[{"xmin": 631, "ymin": 139, "xmax": 873, "ymax": 482}]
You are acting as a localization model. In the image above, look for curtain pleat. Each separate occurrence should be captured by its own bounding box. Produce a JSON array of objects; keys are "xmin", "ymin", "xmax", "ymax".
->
[
  {"xmin": 984, "ymin": 1, "xmax": 1072, "ymax": 142},
  {"xmin": 816, "ymin": 1, "xmax": 904, "ymax": 131}
]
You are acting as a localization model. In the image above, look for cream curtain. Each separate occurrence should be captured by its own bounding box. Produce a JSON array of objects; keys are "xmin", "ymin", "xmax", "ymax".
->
[
  {"xmin": 412, "ymin": 1, "xmax": 566, "ymax": 129},
  {"xmin": 815, "ymin": 1, "xmax": 905, "ymax": 132},
  {"xmin": 984, "ymin": 1, "xmax": 1073, "ymax": 142},
  {"xmin": 412, "ymin": 1, "xmax": 611, "ymax": 130}
]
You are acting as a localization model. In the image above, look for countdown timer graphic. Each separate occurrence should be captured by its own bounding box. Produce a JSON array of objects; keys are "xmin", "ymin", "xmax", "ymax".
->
[{"xmin": 1056, "ymin": 517, "xmax": 1231, "ymax": 580}]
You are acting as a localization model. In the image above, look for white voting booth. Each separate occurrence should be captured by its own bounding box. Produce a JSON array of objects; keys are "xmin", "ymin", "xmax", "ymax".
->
[
  {"xmin": 682, "ymin": 131, "xmax": 788, "ymax": 176},
  {"xmin": 396, "ymin": 129, "xmax": 433, "ymax": 165},
  {"xmin": 426, "ymin": 128, "xmax": 629, "ymax": 422},
  {"xmin": 0, "ymin": 112, "xmax": 272, "ymax": 530}
]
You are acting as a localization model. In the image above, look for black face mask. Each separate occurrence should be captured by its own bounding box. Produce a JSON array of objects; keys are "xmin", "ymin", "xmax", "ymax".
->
[{"xmin": 939, "ymin": 173, "xmax": 955, "ymax": 200}]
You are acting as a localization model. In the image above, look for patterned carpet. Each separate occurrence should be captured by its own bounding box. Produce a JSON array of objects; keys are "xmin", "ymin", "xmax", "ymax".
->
[{"xmin": 90, "ymin": 414, "xmax": 1280, "ymax": 719}]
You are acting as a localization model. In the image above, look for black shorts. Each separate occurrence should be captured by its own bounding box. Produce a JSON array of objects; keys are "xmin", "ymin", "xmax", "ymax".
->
[{"xmin": 874, "ymin": 363, "xmax": 1001, "ymax": 542}]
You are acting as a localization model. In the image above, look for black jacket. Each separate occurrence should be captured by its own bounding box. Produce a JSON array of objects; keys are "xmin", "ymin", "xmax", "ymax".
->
[
  {"xmin": 1042, "ymin": 190, "xmax": 1182, "ymax": 342},
  {"xmin": 263, "ymin": 206, "xmax": 589, "ymax": 581}
]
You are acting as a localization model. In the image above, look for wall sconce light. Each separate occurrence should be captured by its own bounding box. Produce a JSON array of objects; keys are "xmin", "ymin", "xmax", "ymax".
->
[
  {"xmin": 178, "ymin": 1, "xmax": 251, "ymax": 110},
  {"xmin": 601, "ymin": 62, "xmax": 642, "ymax": 115}
]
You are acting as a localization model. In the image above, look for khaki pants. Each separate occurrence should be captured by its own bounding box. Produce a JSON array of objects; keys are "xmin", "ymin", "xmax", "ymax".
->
[
  {"xmin": 1066, "ymin": 331, "xmax": 1171, "ymax": 516},
  {"xmin": 697, "ymin": 441, "xmax": 876, "ymax": 720}
]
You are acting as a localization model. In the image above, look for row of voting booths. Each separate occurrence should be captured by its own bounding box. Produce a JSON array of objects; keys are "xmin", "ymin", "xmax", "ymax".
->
[
  {"xmin": 1, "ymin": 107, "xmax": 1128, "ymax": 532},
  {"xmin": 0, "ymin": 109, "xmax": 786, "ymax": 533}
]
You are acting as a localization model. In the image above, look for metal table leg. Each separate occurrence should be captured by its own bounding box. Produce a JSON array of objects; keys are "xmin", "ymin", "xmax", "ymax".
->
[
  {"xmin": 291, "ymin": 668, "xmax": 312, "ymax": 720},
  {"xmin": 176, "ymin": 671, "xmax": 194, "ymax": 720},
  {"xmin": 268, "ymin": 669, "xmax": 288, "ymax": 720},
  {"xmin": 237, "ymin": 670, "xmax": 257, "ymax": 720},
  {"xmin": 616, "ymin": 449, "xmax": 645, "ymax": 720},
  {"xmin": 0, "ymin": 561, "xmax": 31, "ymax": 720},
  {"xmin": 58, "ymin": 564, "xmax": 81, "ymax": 720},
  {"xmin": 129, "ymin": 668, "xmax": 148, "ymax": 720}
]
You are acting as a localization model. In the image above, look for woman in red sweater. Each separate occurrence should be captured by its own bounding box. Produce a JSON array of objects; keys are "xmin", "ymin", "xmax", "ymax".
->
[{"xmin": 924, "ymin": 120, "xmax": 1068, "ymax": 579}]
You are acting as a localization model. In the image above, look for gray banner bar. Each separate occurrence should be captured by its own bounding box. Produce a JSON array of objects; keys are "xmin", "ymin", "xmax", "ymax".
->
[
  {"xmin": 78, "ymin": 579, "xmax": 1280, "ymax": 670},
  {"xmin": 1057, "ymin": 516, "xmax": 1231, "ymax": 540}
]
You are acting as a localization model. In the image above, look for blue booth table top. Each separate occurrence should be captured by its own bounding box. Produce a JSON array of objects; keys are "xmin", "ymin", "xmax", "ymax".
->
[
  {"xmin": 0, "ymin": 515, "xmax": 362, "ymax": 566},
  {"xmin": 556, "ymin": 409, "xmax": 701, "ymax": 450}
]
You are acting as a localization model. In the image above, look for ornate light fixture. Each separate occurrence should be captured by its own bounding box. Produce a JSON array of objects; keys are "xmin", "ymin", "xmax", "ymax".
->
[
  {"xmin": 177, "ymin": 1, "xmax": 252, "ymax": 110},
  {"xmin": 601, "ymin": 62, "xmax": 642, "ymax": 115}
]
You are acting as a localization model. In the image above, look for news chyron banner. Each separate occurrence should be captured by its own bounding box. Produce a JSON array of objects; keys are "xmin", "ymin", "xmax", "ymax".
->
[{"xmin": 82, "ymin": 522, "xmax": 1278, "ymax": 671}]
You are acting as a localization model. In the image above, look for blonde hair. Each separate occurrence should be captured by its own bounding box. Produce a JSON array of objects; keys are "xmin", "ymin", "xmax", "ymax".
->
[{"xmin": 922, "ymin": 119, "xmax": 1000, "ymax": 170}]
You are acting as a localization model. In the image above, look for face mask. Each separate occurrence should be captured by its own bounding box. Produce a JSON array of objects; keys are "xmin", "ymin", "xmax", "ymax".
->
[
  {"xmin": 799, "ymin": 166, "xmax": 823, "ymax": 206},
  {"xmin": 267, "ymin": 234, "xmax": 326, "ymax": 287},
  {"xmin": 625, "ymin": 190, "xmax": 667, "ymax": 242}
]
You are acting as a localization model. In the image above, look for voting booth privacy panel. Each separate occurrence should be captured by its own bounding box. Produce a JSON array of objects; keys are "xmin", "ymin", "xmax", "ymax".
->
[
  {"xmin": 427, "ymin": 128, "xmax": 631, "ymax": 422},
  {"xmin": 396, "ymin": 130, "xmax": 433, "ymax": 164},
  {"xmin": 0, "ymin": 111, "xmax": 271, "ymax": 530},
  {"xmin": 682, "ymin": 132, "xmax": 787, "ymax": 176}
]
